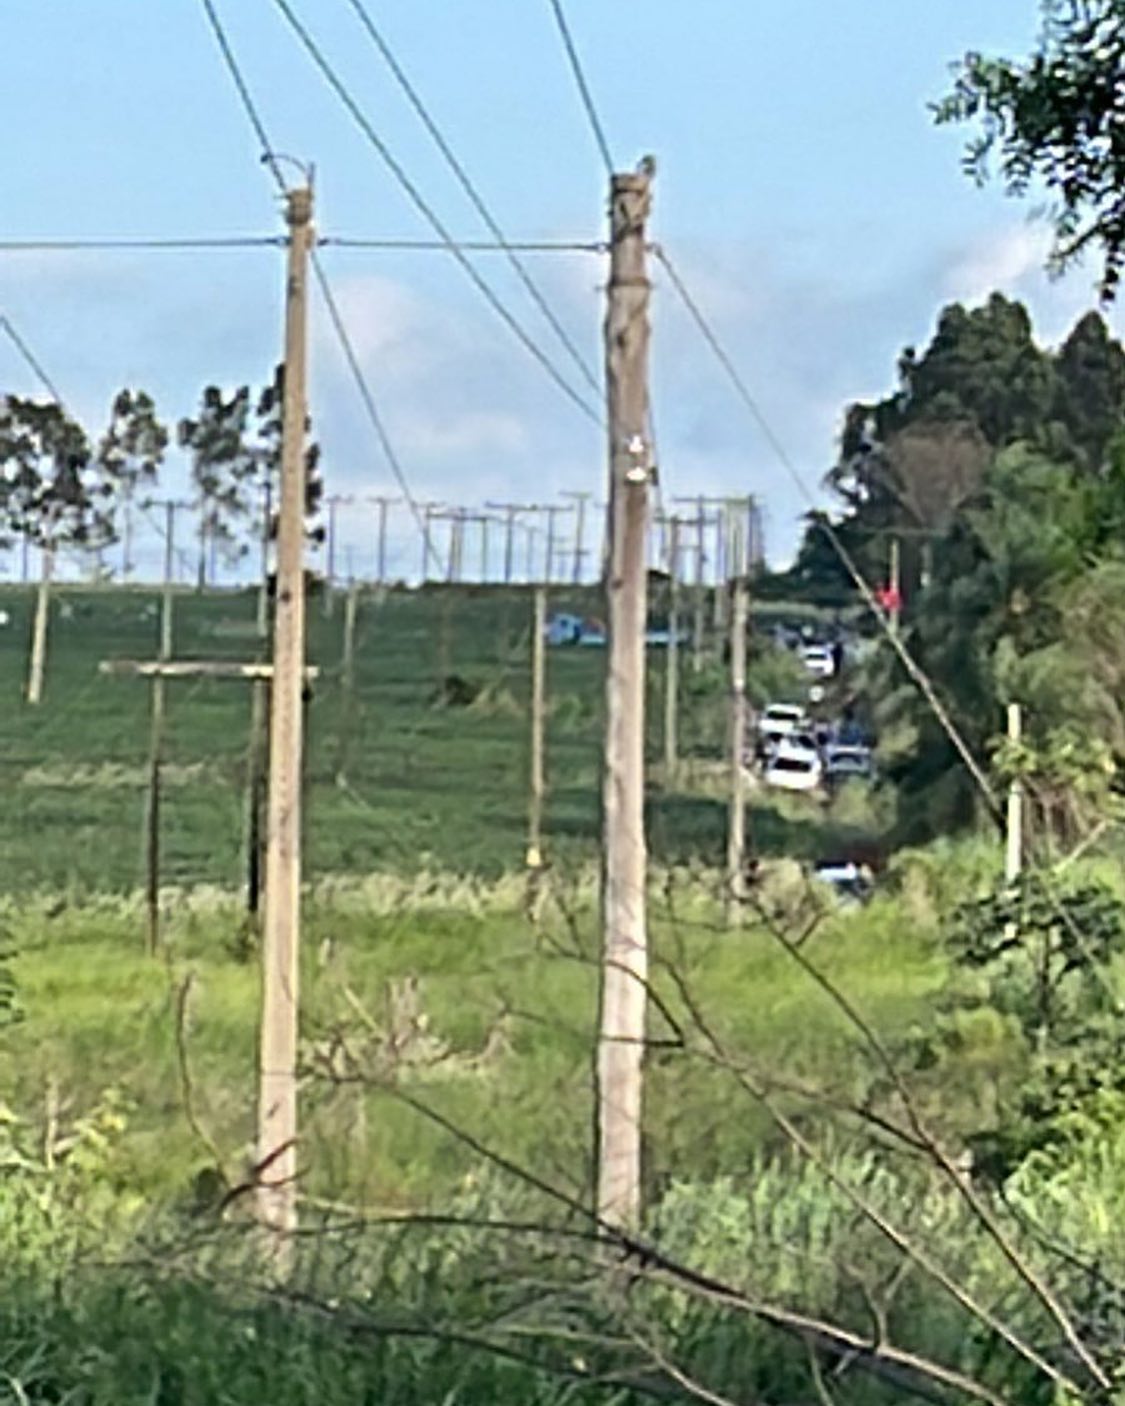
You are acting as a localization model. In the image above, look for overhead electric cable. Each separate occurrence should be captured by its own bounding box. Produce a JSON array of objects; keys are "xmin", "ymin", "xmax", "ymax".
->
[
  {"xmin": 0, "ymin": 316, "xmax": 65, "ymax": 403},
  {"xmin": 328, "ymin": 236, "xmax": 606, "ymax": 253},
  {"xmin": 311, "ymin": 253, "xmax": 444, "ymax": 576},
  {"xmin": 266, "ymin": 0, "xmax": 601, "ymax": 426},
  {"xmin": 198, "ymin": 0, "xmax": 288, "ymax": 192},
  {"xmin": 545, "ymin": 0, "xmax": 615, "ymax": 178},
  {"xmin": 0, "ymin": 237, "xmax": 283, "ymax": 252},
  {"xmin": 195, "ymin": 0, "xmax": 443, "ymax": 576},
  {"xmin": 651, "ymin": 242, "xmax": 999, "ymax": 815},
  {"xmin": 342, "ymin": 0, "xmax": 602, "ymax": 399}
]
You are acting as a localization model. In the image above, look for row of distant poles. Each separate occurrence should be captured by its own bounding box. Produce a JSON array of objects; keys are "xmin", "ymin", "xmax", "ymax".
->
[{"xmin": 1, "ymin": 490, "xmax": 764, "ymax": 591}]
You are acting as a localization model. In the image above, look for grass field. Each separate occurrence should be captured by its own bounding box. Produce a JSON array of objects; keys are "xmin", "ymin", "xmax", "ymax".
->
[{"xmin": 0, "ymin": 582, "xmax": 867, "ymax": 897}]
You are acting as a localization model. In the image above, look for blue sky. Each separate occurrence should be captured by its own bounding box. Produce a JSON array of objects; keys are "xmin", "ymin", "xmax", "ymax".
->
[{"xmin": 0, "ymin": 0, "xmax": 1106, "ymax": 576}]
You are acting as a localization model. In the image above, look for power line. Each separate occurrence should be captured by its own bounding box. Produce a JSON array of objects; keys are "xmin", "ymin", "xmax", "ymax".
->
[
  {"xmin": 650, "ymin": 242, "xmax": 999, "ymax": 815},
  {"xmin": 327, "ymin": 236, "xmax": 606, "ymax": 253},
  {"xmin": 310, "ymin": 252, "xmax": 444, "ymax": 577},
  {"xmin": 197, "ymin": 0, "xmax": 288, "ymax": 193},
  {"xmin": 342, "ymin": 0, "xmax": 601, "ymax": 400},
  {"xmin": 266, "ymin": 0, "xmax": 601, "ymax": 426},
  {"xmin": 545, "ymin": 0, "xmax": 615, "ymax": 178},
  {"xmin": 0, "ymin": 235, "xmax": 603, "ymax": 255},
  {"xmin": 0, "ymin": 237, "xmax": 283, "ymax": 252},
  {"xmin": 195, "ymin": 0, "xmax": 442, "ymax": 577},
  {"xmin": 0, "ymin": 315, "xmax": 64, "ymax": 403}
]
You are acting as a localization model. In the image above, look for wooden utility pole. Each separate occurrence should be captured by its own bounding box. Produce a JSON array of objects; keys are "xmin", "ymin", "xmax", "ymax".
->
[
  {"xmin": 562, "ymin": 490, "xmax": 591, "ymax": 585},
  {"xmin": 712, "ymin": 502, "xmax": 728, "ymax": 632},
  {"xmin": 323, "ymin": 495, "xmax": 341, "ymax": 618},
  {"xmin": 527, "ymin": 584, "xmax": 547, "ymax": 871},
  {"xmin": 597, "ymin": 160, "xmax": 653, "ymax": 1229},
  {"xmin": 246, "ymin": 482, "xmax": 272, "ymax": 919},
  {"xmin": 371, "ymin": 495, "xmax": 398, "ymax": 585},
  {"xmin": 257, "ymin": 183, "xmax": 313, "ymax": 1258},
  {"xmin": 726, "ymin": 517, "xmax": 749, "ymax": 925},
  {"xmin": 144, "ymin": 501, "xmax": 177, "ymax": 953},
  {"xmin": 674, "ymin": 496, "xmax": 708, "ymax": 671},
  {"xmin": 26, "ymin": 538, "xmax": 54, "ymax": 706},
  {"xmin": 1005, "ymin": 703, "xmax": 1023, "ymax": 883},
  {"xmin": 663, "ymin": 516, "xmax": 680, "ymax": 784}
]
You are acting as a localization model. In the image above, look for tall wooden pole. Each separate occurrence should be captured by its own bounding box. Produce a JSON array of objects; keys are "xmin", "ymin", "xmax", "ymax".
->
[
  {"xmin": 564, "ymin": 491, "xmax": 591, "ymax": 585},
  {"xmin": 527, "ymin": 584, "xmax": 547, "ymax": 871},
  {"xmin": 597, "ymin": 161, "xmax": 653, "ymax": 1229},
  {"xmin": 247, "ymin": 481, "xmax": 272, "ymax": 918},
  {"xmin": 144, "ymin": 501, "xmax": 176, "ymax": 953},
  {"xmin": 726, "ymin": 517, "xmax": 749, "ymax": 925},
  {"xmin": 663, "ymin": 516, "xmax": 680, "ymax": 784},
  {"xmin": 257, "ymin": 184, "xmax": 313, "ymax": 1257},
  {"xmin": 26, "ymin": 540, "xmax": 54, "ymax": 705},
  {"xmin": 324, "ymin": 495, "xmax": 339, "ymax": 618},
  {"xmin": 712, "ymin": 502, "xmax": 728, "ymax": 632}
]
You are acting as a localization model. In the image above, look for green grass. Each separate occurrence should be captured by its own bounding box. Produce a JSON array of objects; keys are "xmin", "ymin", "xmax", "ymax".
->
[
  {"xmin": 0, "ymin": 582, "xmax": 878, "ymax": 895},
  {"xmin": 0, "ymin": 873, "xmax": 948, "ymax": 1210}
]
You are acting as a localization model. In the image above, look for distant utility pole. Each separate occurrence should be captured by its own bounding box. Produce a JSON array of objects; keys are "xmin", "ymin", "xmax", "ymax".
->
[
  {"xmin": 26, "ymin": 536, "xmax": 54, "ymax": 706},
  {"xmin": 528, "ymin": 584, "xmax": 547, "ymax": 871},
  {"xmin": 257, "ymin": 182, "xmax": 313, "ymax": 1260},
  {"xmin": 562, "ymin": 490, "xmax": 592, "ymax": 585},
  {"xmin": 726, "ymin": 516, "xmax": 749, "ymax": 926},
  {"xmin": 144, "ymin": 499, "xmax": 181, "ymax": 953},
  {"xmin": 543, "ymin": 504, "xmax": 562, "ymax": 586},
  {"xmin": 323, "ymin": 495, "xmax": 343, "ymax": 617},
  {"xmin": 673, "ymin": 496, "xmax": 709, "ymax": 671},
  {"xmin": 419, "ymin": 502, "xmax": 442, "ymax": 583},
  {"xmin": 370, "ymin": 496, "xmax": 399, "ymax": 585},
  {"xmin": 597, "ymin": 160, "xmax": 653, "ymax": 1230},
  {"xmin": 486, "ymin": 502, "xmax": 533, "ymax": 583},
  {"xmin": 663, "ymin": 516, "xmax": 680, "ymax": 783}
]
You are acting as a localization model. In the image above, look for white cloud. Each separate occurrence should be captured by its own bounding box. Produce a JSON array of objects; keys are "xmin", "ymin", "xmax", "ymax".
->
[{"xmin": 941, "ymin": 224, "xmax": 1054, "ymax": 304}]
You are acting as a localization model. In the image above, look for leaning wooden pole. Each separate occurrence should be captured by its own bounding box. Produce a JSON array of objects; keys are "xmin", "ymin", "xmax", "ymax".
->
[
  {"xmin": 597, "ymin": 161, "xmax": 653, "ymax": 1229},
  {"xmin": 527, "ymin": 584, "xmax": 547, "ymax": 872},
  {"xmin": 663, "ymin": 517, "xmax": 680, "ymax": 785},
  {"xmin": 144, "ymin": 502, "xmax": 176, "ymax": 954},
  {"xmin": 257, "ymin": 184, "xmax": 313, "ymax": 1262},
  {"xmin": 246, "ymin": 481, "xmax": 272, "ymax": 919},
  {"xmin": 726, "ymin": 517, "xmax": 749, "ymax": 925},
  {"xmin": 26, "ymin": 539, "xmax": 54, "ymax": 706}
]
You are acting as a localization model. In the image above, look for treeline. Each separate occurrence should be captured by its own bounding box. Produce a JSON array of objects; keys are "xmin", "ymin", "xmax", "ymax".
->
[
  {"xmin": 0, "ymin": 364, "xmax": 321, "ymax": 582},
  {"xmin": 777, "ymin": 293, "xmax": 1125, "ymax": 841}
]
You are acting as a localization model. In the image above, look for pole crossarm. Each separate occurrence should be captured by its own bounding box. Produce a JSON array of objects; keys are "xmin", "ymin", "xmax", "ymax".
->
[{"xmin": 99, "ymin": 660, "xmax": 320, "ymax": 681}]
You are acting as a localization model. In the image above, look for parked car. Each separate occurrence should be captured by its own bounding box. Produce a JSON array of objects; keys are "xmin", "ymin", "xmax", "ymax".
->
[
  {"xmin": 812, "ymin": 859, "xmax": 874, "ymax": 905},
  {"xmin": 801, "ymin": 643, "xmax": 836, "ymax": 679},
  {"xmin": 759, "ymin": 703, "xmax": 808, "ymax": 746},
  {"xmin": 824, "ymin": 744, "xmax": 874, "ymax": 782},
  {"xmin": 764, "ymin": 738, "xmax": 823, "ymax": 793}
]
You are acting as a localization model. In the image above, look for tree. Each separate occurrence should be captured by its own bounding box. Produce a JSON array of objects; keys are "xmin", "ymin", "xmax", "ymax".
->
[
  {"xmin": 253, "ymin": 362, "xmax": 324, "ymax": 550},
  {"xmin": 936, "ymin": 0, "xmax": 1125, "ymax": 299},
  {"xmin": 178, "ymin": 386, "xmax": 256, "ymax": 589},
  {"xmin": 96, "ymin": 389, "xmax": 167, "ymax": 579},
  {"xmin": 0, "ymin": 397, "xmax": 105, "ymax": 550},
  {"xmin": 1053, "ymin": 310, "xmax": 1125, "ymax": 471}
]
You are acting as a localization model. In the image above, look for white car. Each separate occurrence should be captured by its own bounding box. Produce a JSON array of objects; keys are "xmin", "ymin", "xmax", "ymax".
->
[
  {"xmin": 759, "ymin": 703, "xmax": 808, "ymax": 746},
  {"xmin": 764, "ymin": 739, "xmax": 823, "ymax": 793},
  {"xmin": 824, "ymin": 745, "xmax": 873, "ymax": 782},
  {"xmin": 801, "ymin": 644, "xmax": 836, "ymax": 679}
]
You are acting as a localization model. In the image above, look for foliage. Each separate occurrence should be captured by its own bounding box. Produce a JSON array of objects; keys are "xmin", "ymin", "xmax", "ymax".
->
[
  {"xmin": 936, "ymin": 0, "xmax": 1125, "ymax": 300},
  {"xmin": 915, "ymin": 872, "xmax": 1125, "ymax": 1182},
  {"xmin": 95, "ymin": 388, "xmax": 167, "ymax": 560},
  {"xmin": 0, "ymin": 397, "xmax": 109, "ymax": 552}
]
